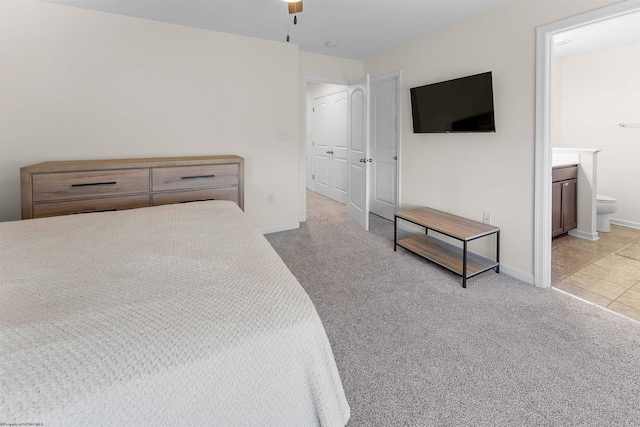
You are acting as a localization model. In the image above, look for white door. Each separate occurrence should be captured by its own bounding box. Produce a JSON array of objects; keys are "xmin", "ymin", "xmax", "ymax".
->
[
  {"xmin": 370, "ymin": 76, "xmax": 399, "ymax": 220},
  {"xmin": 312, "ymin": 97, "xmax": 332, "ymax": 199},
  {"xmin": 312, "ymin": 91, "xmax": 348, "ymax": 203},
  {"xmin": 347, "ymin": 74, "xmax": 370, "ymax": 230},
  {"xmin": 332, "ymin": 95, "xmax": 348, "ymax": 204}
]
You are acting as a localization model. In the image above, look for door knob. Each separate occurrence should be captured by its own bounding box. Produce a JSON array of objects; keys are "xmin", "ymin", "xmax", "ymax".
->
[
  {"xmin": 326, "ymin": 150, "xmax": 331, "ymax": 154},
  {"xmin": 330, "ymin": 151, "xmax": 334, "ymax": 154},
  {"xmin": 394, "ymin": 156, "xmax": 397, "ymax": 160},
  {"xmin": 359, "ymin": 159, "xmax": 364, "ymax": 162},
  {"xmin": 368, "ymin": 158, "xmax": 373, "ymax": 162}
]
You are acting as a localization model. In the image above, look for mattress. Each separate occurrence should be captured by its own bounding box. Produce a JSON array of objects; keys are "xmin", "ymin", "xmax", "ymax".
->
[{"xmin": 0, "ymin": 201, "xmax": 350, "ymax": 426}]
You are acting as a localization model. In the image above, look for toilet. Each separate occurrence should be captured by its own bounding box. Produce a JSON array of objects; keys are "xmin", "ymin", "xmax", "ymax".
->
[{"xmin": 596, "ymin": 195, "xmax": 618, "ymax": 232}]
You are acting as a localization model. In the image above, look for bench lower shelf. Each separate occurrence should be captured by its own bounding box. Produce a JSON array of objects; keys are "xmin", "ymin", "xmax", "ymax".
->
[{"xmin": 396, "ymin": 234, "xmax": 498, "ymax": 278}]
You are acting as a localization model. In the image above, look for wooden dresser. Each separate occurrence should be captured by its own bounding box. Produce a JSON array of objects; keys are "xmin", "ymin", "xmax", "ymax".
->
[{"xmin": 20, "ymin": 155, "xmax": 244, "ymax": 219}]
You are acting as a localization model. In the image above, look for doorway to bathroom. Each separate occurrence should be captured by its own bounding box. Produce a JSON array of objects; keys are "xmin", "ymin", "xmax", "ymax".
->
[{"xmin": 535, "ymin": 1, "xmax": 640, "ymax": 321}]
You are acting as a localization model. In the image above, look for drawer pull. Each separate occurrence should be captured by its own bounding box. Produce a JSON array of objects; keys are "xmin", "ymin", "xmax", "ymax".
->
[
  {"xmin": 181, "ymin": 175, "xmax": 215, "ymax": 180},
  {"xmin": 71, "ymin": 181, "xmax": 117, "ymax": 187}
]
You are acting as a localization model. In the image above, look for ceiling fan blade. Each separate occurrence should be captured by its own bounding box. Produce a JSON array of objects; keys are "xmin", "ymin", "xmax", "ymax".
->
[{"xmin": 288, "ymin": 0, "xmax": 303, "ymax": 14}]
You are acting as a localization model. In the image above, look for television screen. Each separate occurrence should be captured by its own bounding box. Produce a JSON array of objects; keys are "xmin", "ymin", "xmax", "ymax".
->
[{"xmin": 410, "ymin": 71, "xmax": 496, "ymax": 133}]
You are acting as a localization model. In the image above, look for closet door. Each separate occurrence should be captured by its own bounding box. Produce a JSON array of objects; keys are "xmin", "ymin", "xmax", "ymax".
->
[
  {"xmin": 312, "ymin": 90, "xmax": 348, "ymax": 203},
  {"xmin": 312, "ymin": 97, "xmax": 332, "ymax": 200}
]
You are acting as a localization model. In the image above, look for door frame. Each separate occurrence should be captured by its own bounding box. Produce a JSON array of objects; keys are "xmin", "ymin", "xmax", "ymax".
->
[
  {"xmin": 370, "ymin": 70, "xmax": 402, "ymax": 219},
  {"xmin": 534, "ymin": 0, "xmax": 639, "ymax": 287},
  {"xmin": 301, "ymin": 72, "xmax": 402, "ymax": 224},
  {"xmin": 301, "ymin": 76, "xmax": 349, "ymax": 222}
]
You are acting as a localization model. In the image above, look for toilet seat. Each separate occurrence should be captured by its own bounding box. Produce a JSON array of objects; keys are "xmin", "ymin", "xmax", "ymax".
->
[{"xmin": 597, "ymin": 195, "xmax": 616, "ymax": 204}]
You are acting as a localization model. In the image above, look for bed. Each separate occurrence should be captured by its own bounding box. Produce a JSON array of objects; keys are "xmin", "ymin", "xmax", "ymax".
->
[{"xmin": 0, "ymin": 200, "xmax": 350, "ymax": 426}]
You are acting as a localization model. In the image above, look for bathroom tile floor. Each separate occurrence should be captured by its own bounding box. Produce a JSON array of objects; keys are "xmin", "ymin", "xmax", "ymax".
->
[{"xmin": 552, "ymin": 225, "xmax": 640, "ymax": 322}]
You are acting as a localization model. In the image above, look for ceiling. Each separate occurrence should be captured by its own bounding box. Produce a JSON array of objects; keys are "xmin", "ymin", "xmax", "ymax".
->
[
  {"xmin": 43, "ymin": 0, "xmax": 511, "ymax": 61},
  {"xmin": 553, "ymin": 11, "xmax": 640, "ymax": 58}
]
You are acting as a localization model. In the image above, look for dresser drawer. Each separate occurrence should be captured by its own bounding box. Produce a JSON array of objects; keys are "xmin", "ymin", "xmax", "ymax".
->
[
  {"xmin": 152, "ymin": 187, "xmax": 239, "ymax": 206},
  {"xmin": 32, "ymin": 169, "xmax": 149, "ymax": 202},
  {"xmin": 32, "ymin": 195, "xmax": 150, "ymax": 218},
  {"xmin": 21, "ymin": 155, "xmax": 244, "ymax": 219},
  {"xmin": 152, "ymin": 165, "xmax": 238, "ymax": 192}
]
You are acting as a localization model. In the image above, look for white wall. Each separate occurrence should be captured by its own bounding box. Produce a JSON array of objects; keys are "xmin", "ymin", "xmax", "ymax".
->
[
  {"xmin": 363, "ymin": 0, "xmax": 619, "ymax": 282},
  {"xmin": 555, "ymin": 43, "xmax": 640, "ymax": 225},
  {"xmin": 1, "ymin": 0, "xmax": 627, "ymax": 278},
  {"xmin": 299, "ymin": 52, "xmax": 363, "ymax": 82},
  {"xmin": 0, "ymin": 0, "xmax": 300, "ymax": 230}
]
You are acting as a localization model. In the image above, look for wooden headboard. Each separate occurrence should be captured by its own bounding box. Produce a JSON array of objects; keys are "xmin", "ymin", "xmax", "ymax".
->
[{"xmin": 20, "ymin": 155, "xmax": 244, "ymax": 219}]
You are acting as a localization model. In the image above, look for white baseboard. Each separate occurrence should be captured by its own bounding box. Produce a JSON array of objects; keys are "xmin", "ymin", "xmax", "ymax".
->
[
  {"xmin": 499, "ymin": 265, "xmax": 534, "ymax": 285},
  {"xmin": 260, "ymin": 222, "xmax": 300, "ymax": 234},
  {"xmin": 610, "ymin": 218, "xmax": 640, "ymax": 230},
  {"xmin": 568, "ymin": 228, "xmax": 599, "ymax": 241}
]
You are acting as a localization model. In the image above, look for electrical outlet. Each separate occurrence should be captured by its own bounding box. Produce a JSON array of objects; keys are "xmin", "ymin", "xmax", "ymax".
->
[
  {"xmin": 483, "ymin": 212, "xmax": 491, "ymax": 225},
  {"xmin": 267, "ymin": 194, "xmax": 275, "ymax": 204}
]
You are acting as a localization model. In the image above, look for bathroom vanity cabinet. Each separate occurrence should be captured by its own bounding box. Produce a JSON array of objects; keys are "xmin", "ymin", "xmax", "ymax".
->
[{"xmin": 552, "ymin": 165, "xmax": 577, "ymax": 237}]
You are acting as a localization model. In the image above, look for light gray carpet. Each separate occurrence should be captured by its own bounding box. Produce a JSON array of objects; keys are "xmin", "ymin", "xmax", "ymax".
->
[{"xmin": 265, "ymin": 191, "xmax": 640, "ymax": 426}]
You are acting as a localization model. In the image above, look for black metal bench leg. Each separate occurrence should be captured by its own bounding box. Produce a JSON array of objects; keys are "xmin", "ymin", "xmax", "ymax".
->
[{"xmin": 462, "ymin": 241, "xmax": 467, "ymax": 288}]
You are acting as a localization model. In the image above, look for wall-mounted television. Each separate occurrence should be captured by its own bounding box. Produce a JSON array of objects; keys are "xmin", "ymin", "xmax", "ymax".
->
[{"xmin": 410, "ymin": 71, "xmax": 496, "ymax": 133}]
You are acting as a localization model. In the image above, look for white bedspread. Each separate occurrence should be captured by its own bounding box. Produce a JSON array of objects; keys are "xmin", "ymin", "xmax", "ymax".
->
[{"xmin": 0, "ymin": 201, "xmax": 350, "ymax": 426}]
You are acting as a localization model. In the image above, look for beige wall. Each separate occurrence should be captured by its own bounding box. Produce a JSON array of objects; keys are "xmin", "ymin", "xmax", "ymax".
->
[
  {"xmin": 555, "ymin": 43, "xmax": 640, "ymax": 225},
  {"xmin": 0, "ymin": 0, "xmax": 300, "ymax": 230},
  {"xmin": 1, "ymin": 0, "xmax": 626, "ymax": 279},
  {"xmin": 299, "ymin": 52, "xmax": 363, "ymax": 82},
  {"xmin": 364, "ymin": 0, "xmax": 619, "ymax": 282}
]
